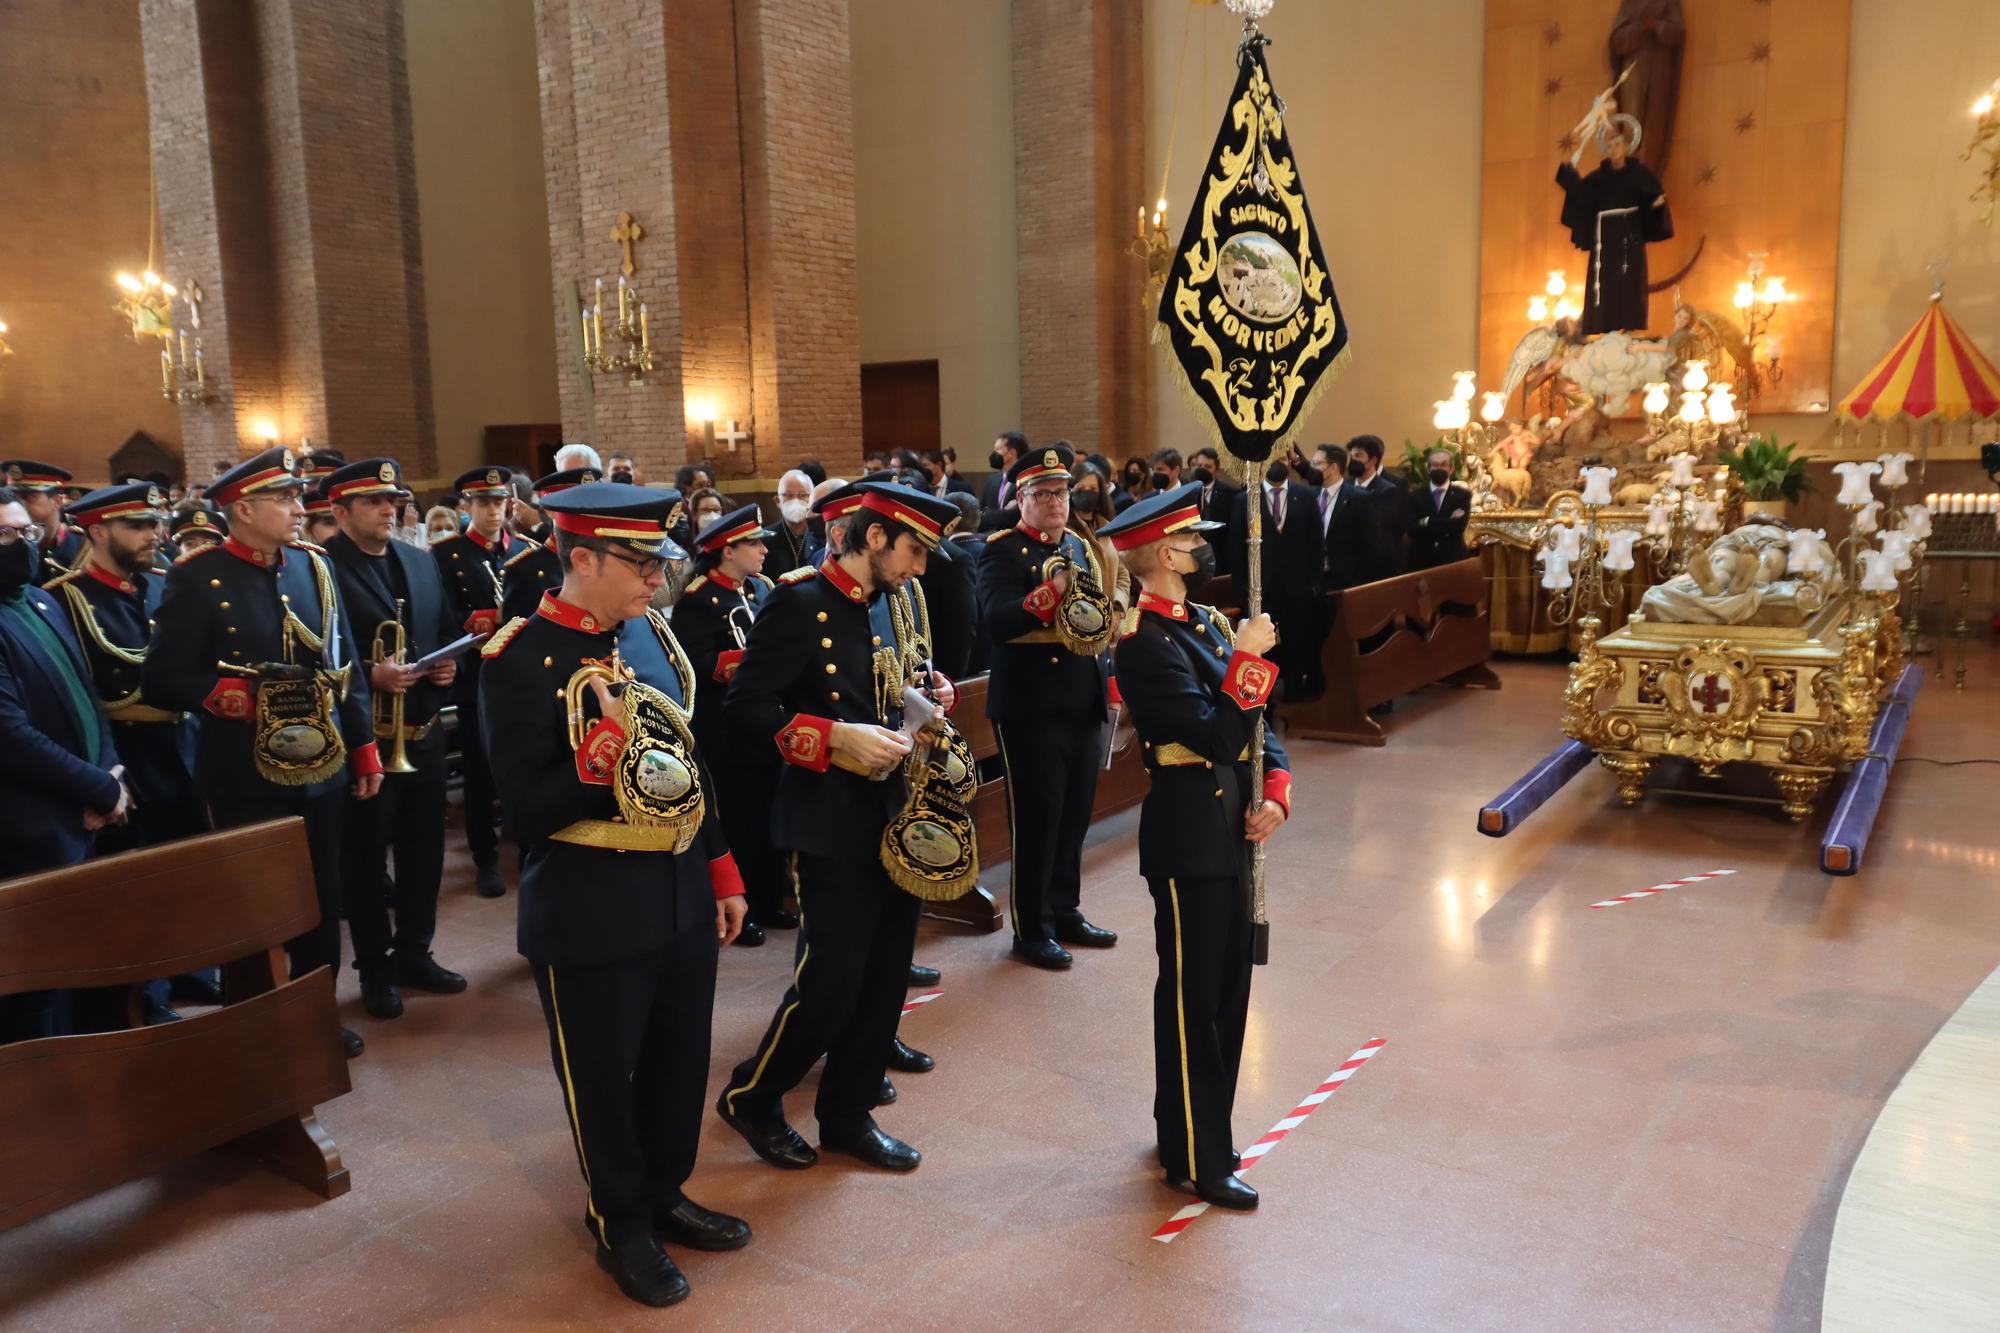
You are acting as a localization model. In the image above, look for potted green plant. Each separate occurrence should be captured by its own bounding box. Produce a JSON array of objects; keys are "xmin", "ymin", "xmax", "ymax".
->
[{"xmin": 1717, "ymin": 435, "xmax": 1813, "ymax": 518}]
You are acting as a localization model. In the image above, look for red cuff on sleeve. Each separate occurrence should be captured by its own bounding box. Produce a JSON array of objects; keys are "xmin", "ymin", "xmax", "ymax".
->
[
  {"xmin": 1022, "ymin": 580, "xmax": 1060, "ymax": 624},
  {"xmin": 203, "ymin": 676, "xmax": 254, "ymax": 721},
  {"xmin": 1221, "ymin": 650, "xmax": 1278, "ymax": 711},
  {"xmin": 708, "ymin": 851, "xmax": 745, "ymax": 901},
  {"xmin": 1261, "ymin": 768, "xmax": 1293, "ymax": 818},
  {"xmin": 775, "ymin": 713, "xmax": 834, "ymax": 772},
  {"xmin": 466, "ymin": 608, "xmax": 501, "ymax": 636},
  {"xmin": 1107, "ymin": 675, "xmax": 1124, "ymax": 708},
  {"xmin": 351, "ymin": 741, "xmax": 383, "ymax": 779},
  {"xmin": 713, "ymin": 648, "xmax": 745, "ymax": 683},
  {"xmin": 575, "ymin": 717, "xmax": 627, "ymax": 785}
]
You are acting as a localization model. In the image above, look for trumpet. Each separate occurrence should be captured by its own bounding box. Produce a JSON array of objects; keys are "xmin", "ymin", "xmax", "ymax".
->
[{"xmin": 372, "ymin": 599, "xmax": 419, "ymax": 774}]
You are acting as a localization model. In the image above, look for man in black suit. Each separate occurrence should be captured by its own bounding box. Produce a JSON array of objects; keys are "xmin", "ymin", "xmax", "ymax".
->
[
  {"xmin": 977, "ymin": 431, "xmax": 1027, "ymax": 526},
  {"xmin": 325, "ymin": 458, "xmax": 470, "ymax": 1022},
  {"xmin": 1308, "ymin": 444, "xmax": 1374, "ymax": 593},
  {"xmin": 1406, "ymin": 447, "xmax": 1474, "ymax": 569},
  {"xmin": 1189, "ymin": 447, "xmax": 1244, "ymax": 525},
  {"xmin": 1227, "ymin": 459, "xmax": 1323, "ymax": 701},
  {"xmin": 1348, "ymin": 434, "xmax": 1407, "ymax": 580}
]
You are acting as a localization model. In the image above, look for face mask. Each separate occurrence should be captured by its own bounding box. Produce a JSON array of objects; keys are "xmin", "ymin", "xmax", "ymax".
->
[
  {"xmin": 1347, "ymin": 458, "xmax": 1370, "ymax": 480},
  {"xmin": 1071, "ymin": 490, "xmax": 1100, "ymax": 516},
  {"xmin": 1172, "ymin": 542, "xmax": 1217, "ymax": 598},
  {"xmin": 1429, "ymin": 468, "xmax": 1451, "ymax": 486},
  {"xmin": 1264, "ymin": 461, "xmax": 1288, "ymax": 485},
  {"xmin": 1191, "ymin": 466, "xmax": 1215, "ymax": 487},
  {"xmin": 779, "ymin": 498, "xmax": 811, "ymax": 526},
  {"xmin": 610, "ymin": 470, "xmax": 634, "ymax": 485},
  {"xmin": 1150, "ymin": 470, "xmax": 1171, "ymax": 491},
  {"xmin": 0, "ymin": 539, "xmax": 36, "ymax": 595},
  {"xmin": 988, "ymin": 450, "xmax": 1006, "ymax": 470},
  {"xmin": 1124, "ymin": 471, "xmax": 1144, "ymax": 489}
]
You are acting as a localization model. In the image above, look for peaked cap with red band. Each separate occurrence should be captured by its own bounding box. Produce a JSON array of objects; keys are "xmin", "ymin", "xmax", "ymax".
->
[
  {"xmin": 531, "ymin": 465, "xmax": 601, "ymax": 497},
  {"xmin": 1005, "ymin": 442, "xmax": 1076, "ymax": 488},
  {"xmin": 207, "ymin": 445, "xmax": 305, "ymax": 507},
  {"xmin": 695, "ymin": 502, "xmax": 775, "ymax": 554},
  {"xmin": 170, "ymin": 504, "xmax": 228, "ymax": 541},
  {"xmin": 541, "ymin": 480, "xmax": 688, "ymax": 559},
  {"xmin": 810, "ymin": 469, "xmax": 897, "ymax": 523},
  {"xmin": 453, "ymin": 465, "xmax": 515, "ymax": 499},
  {"xmin": 302, "ymin": 484, "xmax": 334, "ymax": 519},
  {"xmin": 1095, "ymin": 479, "xmax": 1221, "ymax": 552},
  {"xmin": 324, "ymin": 456, "xmax": 408, "ymax": 504},
  {"xmin": 297, "ymin": 449, "xmax": 346, "ymax": 479},
  {"xmin": 850, "ymin": 480, "xmax": 963, "ymax": 557},
  {"xmin": 2, "ymin": 459, "xmax": 73, "ymax": 493},
  {"xmin": 65, "ymin": 481, "xmax": 168, "ymax": 527}
]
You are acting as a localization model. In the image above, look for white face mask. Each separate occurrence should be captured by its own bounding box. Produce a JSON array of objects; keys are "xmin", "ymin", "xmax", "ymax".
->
[{"xmin": 779, "ymin": 499, "xmax": 811, "ymax": 526}]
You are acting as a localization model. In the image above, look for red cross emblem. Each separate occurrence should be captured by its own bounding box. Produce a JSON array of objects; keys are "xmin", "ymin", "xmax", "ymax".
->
[{"xmin": 1692, "ymin": 673, "xmax": 1732, "ymax": 714}]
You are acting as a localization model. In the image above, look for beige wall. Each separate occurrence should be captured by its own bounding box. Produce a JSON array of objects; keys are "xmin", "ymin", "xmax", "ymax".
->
[
  {"xmin": 852, "ymin": 0, "xmax": 1022, "ymax": 459},
  {"xmin": 405, "ymin": 0, "xmax": 559, "ymax": 482}
]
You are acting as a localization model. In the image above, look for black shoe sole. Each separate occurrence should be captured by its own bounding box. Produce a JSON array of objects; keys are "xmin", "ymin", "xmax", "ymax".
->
[
  {"xmin": 594, "ymin": 1245, "xmax": 690, "ymax": 1307},
  {"xmin": 715, "ymin": 1101, "xmax": 817, "ymax": 1170}
]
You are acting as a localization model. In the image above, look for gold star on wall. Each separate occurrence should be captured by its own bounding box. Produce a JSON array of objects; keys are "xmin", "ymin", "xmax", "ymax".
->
[
  {"xmin": 1735, "ymin": 111, "xmax": 1757, "ymax": 133},
  {"xmin": 1750, "ymin": 40, "xmax": 1772, "ymax": 62},
  {"xmin": 1557, "ymin": 130, "xmax": 1579, "ymax": 155},
  {"xmin": 1545, "ymin": 75, "xmax": 1564, "ymax": 96},
  {"xmin": 1696, "ymin": 164, "xmax": 1718, "ymax": 185}
]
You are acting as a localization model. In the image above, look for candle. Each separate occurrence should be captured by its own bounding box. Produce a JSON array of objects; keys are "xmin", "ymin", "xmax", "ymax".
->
[
  {"xmin": 1876, "ymin": 451, "xmax": 1913, "ymax": 488},
  {"xmin": 1580, "ymin": 465, "xmax": 1617, "ymax": 507},
  {"xmin": 1668, "ymin": 453, "xmax": 1697, "ymax": 488},
  {"xmin": 592, "ymin": 302, "xmax": 603, "ymax": 357},
  {"xmin": 617, "ymin": 276, "xmax": 627, "ymax": 323},
  {"xmin": 193, "ymin": 338, "xmax": 205, "ymax": 387},
  {"xmin": 580, "ymin": 306, "xmax": 591, "ymax": 354},
  {"xmin": 639, "ymin": 303, "xmax": 649, "ymax": 355},
  {"xmin": 160, "ymin": 348, "xmax": 173, "ymax": 393},
  {"xmin": 177, "ymin": 330, "xmax": 189, "ymax": 368}
]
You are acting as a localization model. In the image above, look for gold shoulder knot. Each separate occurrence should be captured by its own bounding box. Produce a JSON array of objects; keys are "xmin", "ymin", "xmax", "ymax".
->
[
  {"xmin": 681, "ymin": 574, "xmax": 708, "ymax": 595},
  {"xmin": 502, "ymin": 545, "xmax": 540, "ymax": 570},
  {"xmin": 1194, "ymin": 603, "xmax": 1235, "ymax": 647},
  {"xmin": 175, "ymin": 543, "xmax": 225, "ymax": 566},
  {"xmin": 288, "ymin": 539, "xmax": 328, "ymax": 556},
  {"xmin": 779, "ymin": 566, "xmax": 816, "ymax": 584},
  {"xmin": 984, "ymin": 528, "xmax": 1012, "ymax": 545},
  {"xmin": 481, "ymin": 615, "xmax": 528, "ymax": 658},
  {"xmin": 1118, "ymin": 604, "xmax": 1142, "ymax": 640},
  {"xmin": 42, "ymin": 568, "xmax": 82, "ymax": 590}
]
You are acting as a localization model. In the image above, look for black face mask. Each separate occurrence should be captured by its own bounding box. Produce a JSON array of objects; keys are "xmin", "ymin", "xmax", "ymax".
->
[
  {"xmin": 1150, "ymin": 470, "xmax": 1171, "ymax": 492},
  {"xmin": 610, "ymin": 470, "xmax": 634, "ymax": 485},
  {"xmin": 988, "ymin": 450, "xmax": 1006, "ymax": 471},
  {"xmin": 0, "ymin": 539, "xmax": 36, "ymax": 595},
  {"xmin": 1191, "ymin": 466, "xmax": 1215, "ymax": 487},
  {"xmin": 1173, "ymin": 542, "xmax": 1218, "ymax": 598},
  {"xmin": 1428, "ymin": 468, "xmax": 1451, "ymax": 486},
  {"xmin": 1124, "ymin": 470, "xmax": 1144, "ymax": 489},
  {"xmin": 1264, "ymin": 461, "xmax": 1288, "ymax": 485},
  {"xmin": 1071, "ymin": 490, "xmax": 1100, "ymax": 516},
  {"xmin": 1347, "ymin": 458, "xmax": 1370, "ymax": 480}
]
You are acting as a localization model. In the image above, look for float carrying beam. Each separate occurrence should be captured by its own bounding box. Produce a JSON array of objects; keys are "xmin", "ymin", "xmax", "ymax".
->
[
  {"xmin": 1477, "ymin": 739, "xmax": 1596, "ymax": 838},
  {"xmin": 1820, "ymin": 665, "xmax": 1924, "ymax": 876}
]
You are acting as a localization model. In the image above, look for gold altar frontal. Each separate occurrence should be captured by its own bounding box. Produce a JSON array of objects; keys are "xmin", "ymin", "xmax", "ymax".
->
[
  {"xmin": 1470, "ymin": 504, "xmax": 1658, "ymax": 654},
  {"xmin": 1561, "ymin": 593, "xmax": 1903, "ymax": 822}
]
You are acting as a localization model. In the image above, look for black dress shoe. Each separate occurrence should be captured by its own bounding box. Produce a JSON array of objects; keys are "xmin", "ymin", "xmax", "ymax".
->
[
  {"xmin": 888, "ymin": 1037, "xmax": 935, "ymax": 1073},
  {"xmin": 341, "ymin": 1027, "xmax": 365, "ymax": 1059},
  {"xmin": 169, "ymin": 974, "xmax": 224, "ymax": 1005},
  {"xmin": 1167, "ymin": 1173, "xmax": 1259, "ymax": 1210},
  {"xmin": 820, "ymin": 1124, "xmax": 921, "ymax": 1172},
  {"xmin": 394, "ymin": 952, "xmax": 467, "ymax": 994},
  {"xmin": 140, "ymin": 999, "xmax": 183, "ymax": 1027},
  {"xmin": 715, "ymin": 1094, "xmax": 817, "ymax": 1169},
  {"xmin": 1010, "ymin": 937, "xmax": 1073, "ymax": 970},
  {"xmin": 654, "ymin": 1198, "xmax": 751, "ymax": 1252},
  {"xmin": 359, "ymin": 968, "xmax": 404, "ymax": 1020},
  {"xmin": 876, "ymin": 1076, "xmax": 896, "ymax": 1106},
  {"xmin": 763, "ymin": 909, "xmax": 800, "ymax": 930},
  {"xmin": 907, "ymin": 962, "xmax": 941, "ymax": 987},
  {"xmin": 1053, "ymin": 916, "xmax": 1118, "ymax": 948},
  {"xmin": 732, "ymin": 920, "xmax": 767, "ymax": 948},
  {"xmin": 475, "ymin": 864, "xmax": 507, "ymax": 898},
  {"xmin": 595, "ymin": 1236, "xmax": 690, "ymax": 1308}
]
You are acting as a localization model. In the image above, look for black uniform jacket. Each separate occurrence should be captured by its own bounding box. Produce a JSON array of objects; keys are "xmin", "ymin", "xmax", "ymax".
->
[
  {"xmin": 975, "ymin": 521, "xmax": 1110, "ymax": 724},
  {"xmin": 48, "ymin": 562, "xmax": 197, "ymax": 802},
  {"xmin": 143, "ymin": 538, "xmax": 376, "ymax": 801},
  {"xmin": 500, "ymin": 540, "xmax": 561, "ymax": 625},
  {"xmin": 722, "ymin": 560, "xmax": 916, "ymax": 859},
  {"xmin": 0, "ymin": 585, "xmax": 122, "ymax": 876},
  {"xmin": 478, "ymin": 593, "xmax": 737, "ymax": 968},
  {"xmin": 325, "ymin": 532, "xmax": 457, "ymax": 729},
  {"xmin": 668, "ymin": 567, "xmax": 772, "ymax": 764},
  {"xmin": 1113, "ymin": 592, "xmax": 1292, "ymax": 881},
  {"xmin": 32, "ymin": 523, "xmax": 87, "ymax": 585},
  {"xmin": 432, "ymin": 527, "xmax": 531, "ymax": 706}
]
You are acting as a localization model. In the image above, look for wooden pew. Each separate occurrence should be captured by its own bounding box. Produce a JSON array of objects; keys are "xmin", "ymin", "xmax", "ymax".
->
[
  {"xmin": 922, "ymin": 674, "xmax": 1149, "ymax": 932},
  {"xmin": 1282, "ymin": 556, "xmax": 1501, "ymax": 745},
  {"xmin": 0, "ymin": 818, "xmax": 352, "ymax": 1232}
]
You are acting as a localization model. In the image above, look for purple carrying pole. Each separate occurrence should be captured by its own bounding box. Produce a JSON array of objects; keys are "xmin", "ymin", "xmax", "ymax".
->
[
  {"xmin": 1820, "ymin": 664, "xmax": 1924, "ymax": 876},
  {"xmin": 1476, "ymin": 739, "xmax": 1596, "ymax": 838}
]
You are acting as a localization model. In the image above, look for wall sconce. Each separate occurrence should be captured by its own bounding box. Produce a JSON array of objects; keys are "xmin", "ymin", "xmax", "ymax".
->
[
  {"xmin": 117, "ymin": 271, "xmax": 215, "ymax": 403},
  {"xmin": 0, "ymin": 317, "xmax": 11, "ymax": 364},
  {"xmin": 687, "ymin": 397, "xmax": 751, "ymax": 453},
  {"xmin": 1968, "ymin": 78, "xmax": 2000, "ymax": 224}
]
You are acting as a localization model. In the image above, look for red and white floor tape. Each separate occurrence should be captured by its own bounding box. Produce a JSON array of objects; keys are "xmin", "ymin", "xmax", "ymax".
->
[
  {"xmin": 1589, "ymin": 868, "xmax": 1736, "ymax": 910},
  {"xmin": 1149, "ymin": 1037, "xmax": 1388, "ymax": 1244},
  {"xmin": 901, "ymin": 988, "xmax": 943, "ymax": 1015}
]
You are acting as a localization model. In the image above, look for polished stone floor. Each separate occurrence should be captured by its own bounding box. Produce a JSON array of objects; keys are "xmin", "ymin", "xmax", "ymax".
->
[{"xmin": 4, "ymin": 646, "xmax": 1999, "ymax": 1331}]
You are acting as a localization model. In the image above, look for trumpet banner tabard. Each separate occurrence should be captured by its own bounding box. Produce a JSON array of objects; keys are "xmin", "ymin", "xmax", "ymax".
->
[{"xmin": 1155, "ymin": 35, "xmax": 1349, "ymax": 465}]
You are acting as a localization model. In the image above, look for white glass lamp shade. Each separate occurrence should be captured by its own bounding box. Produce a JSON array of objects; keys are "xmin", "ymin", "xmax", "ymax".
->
[
  {"xmin": 1539, "ymin": 552, "xmax": 1573, "ymax": 590},
  {"xmin": 1904, "ymin": 504, "xmax": 1932, "ymax": 539},
  {"xmin": 1552, "ymin": 524, "xmax": 1584, "ymax": 561},
  {"xmin": 1545, "ymin": 270, "xmax": 1568, "ymax": 297},
  {"xmin": 1785, "ymin": 528, "xmax": 1825, "ymax": 575},
  {"xmin": 1853, "ymin": 499, "xmax": 1883, "ymax": 534},
  {"xmin": 1481, "ymin": 391, "xmax": 1507, "ymax": 423},
  {"xmin": 1833, "ymin": 460, "xmax": 1882, "ymax": 506},
  {"xmin": 1693, "ymin": 499, "xmax": 1721, "ymax": 533},
  {"xmin": 1432, "ymin": 400, "xmax": 1454, "ymax": 431},
  {"xmin": 1579, "ymin": 466, "xmax": 1617, "ymax": 507},
  {"xmin": 1452, "ymin": 371, "xmax": 1477, "ymax": 403},
  {"xmin": 1876, "ymin": 452, "xmax": 1913, "ymax": 488},
  {"xmin": 1645, "ymin": 497, "xmax": 1672, "ymax": 536},
  {"xmin": 1880, "ymin": 530, "xmax": 1916, "ymax": 572},
  {"xmin": 1682, "ymin": 360, "xmax": 1710, "ymax": 392},
  {"xmin": 1705, "ymin": 385, "xmax": 1737, "ymax": 425},
  {"xmin": 1527, "ymin": 294, "xmax": 1550, "ymax": 322},
  {"xmin": 1641, "ymin": 381, "xmax": 1671, "ymax": 416},
  {"xmin": 1604, "ymin": 529, "xmax": 1640, "ymax": 572},
  {"xmin": 1858, "ymin": 549, "xmax": 1900, "ymax": 593},
  {"xmin": 1678, "ymin": 392, "xmax": 1707, "ymax": 424},
  {"xmin": 1668, "ymin": 453, "xmax": 1698, "ymax": 488}
]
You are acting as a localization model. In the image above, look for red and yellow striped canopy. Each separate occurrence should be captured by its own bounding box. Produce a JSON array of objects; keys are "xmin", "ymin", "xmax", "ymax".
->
[{"xmin": 1839, "ymin": 297, "xmax": 2000, "ymax": 422}]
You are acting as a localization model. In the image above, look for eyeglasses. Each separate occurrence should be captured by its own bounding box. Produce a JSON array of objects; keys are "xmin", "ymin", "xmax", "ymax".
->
[
  {"xmin": 1022, "ymin": 488, "xmax": 1070, "ymax": 504},
  {"xmin": 0, "ymin": 523, "xmax": 46, "ymax": 546},
  {"xmin": 605, "ymin": 548, "xmax": 668, "ymax": 579}
]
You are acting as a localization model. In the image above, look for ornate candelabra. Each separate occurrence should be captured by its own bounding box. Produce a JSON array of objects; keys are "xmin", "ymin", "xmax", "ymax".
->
[
  {"xmin": 1643, "ymin": 359, "xmax": 1739, "ymax": 457},
  {"xmin": 581, "ymin": 274, "xmax": 654, "ymax": 386},
  {"xmin": 1130, "ymin": 197, "xmax": 1173, "ymax": 312},
  {"xmin": 1524, "ymin": 268, "xmax": 1579, "ymax": 325},
  {"xmin": 0, "ymin": 317, "xmax": 11, "ymax": 365},
  {"xmin": 116, "ymin": 271, "xmax": 215, "ymax": 404},
  {"xmin": 1532, "ymin": 469, "xmax": 1640, "ymax": 629},
  {"xmin": 1432, "ymin": 372, "xmax": 1507, "ymax": 461},
  {"xmin": 1730, "ymin": 253, "xmax": 1788, "ymax": 403},
  {"xmin": 1968, "ymin": 79, "xmax": 2000, "ymax": 225},
  {"xmin": 1637, "ymin": 451, "xmax": 1728, "ymax": 577}
]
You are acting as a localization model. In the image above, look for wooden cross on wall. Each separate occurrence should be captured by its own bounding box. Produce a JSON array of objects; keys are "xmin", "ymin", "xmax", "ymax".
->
[{"xmin": 611, "ymin": 211, "xmax": 642, "ymax": 278}]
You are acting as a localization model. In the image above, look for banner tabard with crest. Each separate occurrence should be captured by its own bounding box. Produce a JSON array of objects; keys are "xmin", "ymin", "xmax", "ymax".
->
[{"xmin": 1154, "ymin": 31, "xmax": 1349, "ymax": 466}]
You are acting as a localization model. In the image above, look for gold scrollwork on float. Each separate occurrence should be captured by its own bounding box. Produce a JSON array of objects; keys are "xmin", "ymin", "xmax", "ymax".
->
[
  {"xmin": 1561, "ymin": 618, "xmax": 1637, "ymax": 752},
  {"xmin": 1657, "ymin": 639, "xmax": 1766, "ymax": 774}
]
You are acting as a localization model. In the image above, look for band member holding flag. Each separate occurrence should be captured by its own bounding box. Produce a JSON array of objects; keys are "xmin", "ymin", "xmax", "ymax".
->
[{"xmin": 1098, "ymin": 481, "xmax": 1291, "ymax": 1212}]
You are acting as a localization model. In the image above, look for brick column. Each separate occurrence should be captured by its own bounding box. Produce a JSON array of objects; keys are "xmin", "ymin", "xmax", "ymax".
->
[
  {"xmin": 737, "ymin": 0, "xmax": 862, "ymax": 477},
  {"xmin": 141, "ymin": 0, "xmax": 434, "ymax": 481},
  {"xmin": 1012, "ymin": 0, "xmax": 1148, "ymax": 462}
]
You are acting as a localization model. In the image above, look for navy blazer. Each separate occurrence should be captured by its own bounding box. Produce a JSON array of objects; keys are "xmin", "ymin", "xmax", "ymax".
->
[{"xmin": 0, "ymin": 588, "xmax": 123, "ymax": 878}]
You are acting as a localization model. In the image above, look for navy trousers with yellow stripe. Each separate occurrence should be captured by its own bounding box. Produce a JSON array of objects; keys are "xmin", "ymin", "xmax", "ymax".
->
[
  {"xmin": 531, "ymin": 918, "xmax": 718, "ymax": 1246},
  {"xmin": 996, "ymin": 717, "xmax": 1104, "ymax": 946},
  {"xmin": 1148, "ymin": 873, "xmax": 1253, "ymax": 1186},
  {"xmin": 722, "ymin": 853, "xmax": 920, "ymax": 1137}
]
